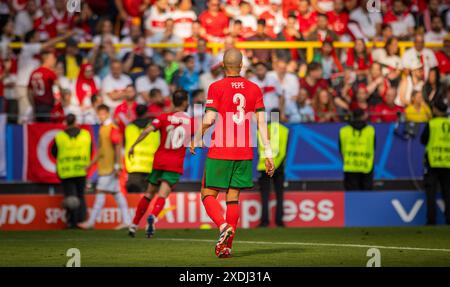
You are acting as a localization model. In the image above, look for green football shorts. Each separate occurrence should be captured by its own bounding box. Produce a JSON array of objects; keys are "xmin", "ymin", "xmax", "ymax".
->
[
  {"xmin": 147, "ymin": 169, "xmax": 181, "ymax": 187},
  {"xmin": 203, "ymin": 158, "xmax": 254, "ymax": 190}
]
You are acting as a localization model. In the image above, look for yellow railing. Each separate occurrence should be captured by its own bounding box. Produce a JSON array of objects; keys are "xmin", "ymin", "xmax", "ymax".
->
[{"xmin": 8, "ymin": 41, "xmax": 443, "ymax": 63}]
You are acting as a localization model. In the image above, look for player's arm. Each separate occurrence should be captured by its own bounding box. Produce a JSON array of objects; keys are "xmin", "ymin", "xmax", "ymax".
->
[
  {"xmin": 256, "ymin": 110, "xmax": 275, "ymax": 177},
  {"xmin": 189, "ymin": 110, "xmax": 216, "ymax": 155},
  {"xmin": 128, "ymin": 124, "xmax": 157, "ymax": 158}
]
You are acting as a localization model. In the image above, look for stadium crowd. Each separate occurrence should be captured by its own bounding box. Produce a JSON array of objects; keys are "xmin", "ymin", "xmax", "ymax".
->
[{"xmin": 0, "ymin": 0, "xmax": 449, "ymax": 126}]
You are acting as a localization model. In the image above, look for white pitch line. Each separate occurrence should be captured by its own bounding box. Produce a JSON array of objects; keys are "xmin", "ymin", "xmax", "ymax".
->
[{"xmin": 156, "ymin": 238, "xmax": 450, "ymax": 253}]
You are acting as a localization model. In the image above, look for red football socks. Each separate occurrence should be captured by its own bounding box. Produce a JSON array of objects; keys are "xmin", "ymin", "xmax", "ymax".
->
[
  {"xmin": 202, "ymin": 196, "xmax": 226, "ymax": 228},
  {"xmin": 226, "ymin": 201, "xmax": 240, "ymax": 248},
  {"xmin": 150, "ymin": 197, "xmax": 166, "ymax": 218},
  {"xmin": 132, "ymin": 196, "xmax": 151, "ymax": 225}
]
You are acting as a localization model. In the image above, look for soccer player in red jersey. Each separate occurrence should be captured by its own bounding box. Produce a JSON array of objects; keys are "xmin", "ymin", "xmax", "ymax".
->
[
  {"xmin": 127, "ymin": 90, "xmax": 191, "ymax": 238},
  {"xmin": 190, "ymin": 49, "xmax": 275, "ymax": 258}
]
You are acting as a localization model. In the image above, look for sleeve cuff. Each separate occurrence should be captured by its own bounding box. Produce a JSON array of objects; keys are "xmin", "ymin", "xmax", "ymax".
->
[{"xmin": 256, "ymin": 107, "xmax": 265, "ymax": 112}]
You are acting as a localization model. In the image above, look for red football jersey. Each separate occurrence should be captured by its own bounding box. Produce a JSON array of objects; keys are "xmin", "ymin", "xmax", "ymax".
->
[
  {"xmin": 205, "ymin": 76, "xmax": 265, "ymax": 160},
  {"xmin": 151, "ymin": 111, "xmax": 193, "ymax": 174},
  {"xmin": 29, "ymin": 66, "xmax": 57, "ymax": 106}
]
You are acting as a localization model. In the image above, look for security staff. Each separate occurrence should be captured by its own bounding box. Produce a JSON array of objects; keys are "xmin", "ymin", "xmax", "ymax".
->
[
  {"xmin": 52, "ymin": 114, "xmax": 92, "ymax": 229},
  {"xmin": 257, "ymin": 115, "xmax": 289, "ymax": 227},
  {"xmin": 421, "ymin": 101, "xmax": 450, "ymax": 225},
  {"xmin": 125, "ymin": 104, "xmax": 160, "ymax": 193},
  {"xmin": 339, "ymin": 109, "xmax": 375, "ymax": 191}
]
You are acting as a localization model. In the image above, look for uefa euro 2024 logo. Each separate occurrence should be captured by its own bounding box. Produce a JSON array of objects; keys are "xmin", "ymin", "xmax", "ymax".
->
[{"xmin": 67, "ymin": 0, "xmax": 81, "ymax": 13}]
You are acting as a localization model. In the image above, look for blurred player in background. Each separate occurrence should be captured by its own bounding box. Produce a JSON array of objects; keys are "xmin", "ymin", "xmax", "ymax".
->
[
  {"xmin": 78, "ymin": 104, "xmax": 131, "ymax": 230},
  {"xmin": 190, "ymin": 48, "xmax": 274, "ymax": 258},
  {"xmin": 127, "ymin": 90, "xmax": 191, "ymax": 238}
]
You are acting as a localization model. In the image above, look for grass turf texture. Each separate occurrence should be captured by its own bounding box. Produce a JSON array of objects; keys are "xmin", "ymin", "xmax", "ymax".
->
[{"xmin": 1, "ymin": 227, "xmax": 450, "ymax": 267}]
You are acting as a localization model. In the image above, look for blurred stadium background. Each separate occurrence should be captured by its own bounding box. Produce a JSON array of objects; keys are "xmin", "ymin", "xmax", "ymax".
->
[{"xmin": 0, "ymin": 0, "xmax": 449, "ymax": 266}]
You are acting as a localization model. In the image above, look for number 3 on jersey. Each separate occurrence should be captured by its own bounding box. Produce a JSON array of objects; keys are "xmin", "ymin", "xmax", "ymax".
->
[
  {"xmin": 232, "ymin": 93, "xmax": 246, "ymax": 125},
  {"xmin": 165, "ymin": 125, "xmax": 186, "ymax": 149}
]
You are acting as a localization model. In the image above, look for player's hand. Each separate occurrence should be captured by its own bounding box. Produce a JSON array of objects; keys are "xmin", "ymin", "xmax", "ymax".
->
[
  {"xmin": 189, "ymin": 140, "xmax": 197, "ymax": 155},
  {"xmin": 265, "ymin": 158, "xmax": 275, "ymax": 177},
  {"xmin": 189, "ymin": 138, "xmax": 203, "ymax": 155}
]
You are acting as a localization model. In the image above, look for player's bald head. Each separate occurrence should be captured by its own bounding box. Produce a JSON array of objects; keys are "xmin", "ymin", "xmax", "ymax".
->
[{"xmin": 223, "ymin": 48, "xmax": 243, "ymax": 68}]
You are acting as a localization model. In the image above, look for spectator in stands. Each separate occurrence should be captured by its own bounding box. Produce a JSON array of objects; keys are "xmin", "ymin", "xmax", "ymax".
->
[
  {"xmin": 366, "ymin": 62, "xmax": 389, "ymax": 106},
  {"xmin": 162, "ymin": 49, "xmax": 180, "ymax": 87},
  {"xmin": 434, "ymin": 36, "xmax": 450, "ymax": 86},
  {"xmin": 423, "ymin": 67, "xmax": 445, "ymax": 108},
  {"xmin": 259, "ymin": 0, "xmax": 285, "ymax": 39},
  {"xmin": 114, "ymin": 0, "xmax": 150, "ymax": 20},
  {"xmin": 300, "ymin": 62, "xmax": 329, "ymax": 100},
  {"xmin": 148, "ymin": 88, "xmax": 171, "ymax": 117},
  {"xmin": 402, "ymin": 33, "xmax": 438, "ymax": 81},
  {"xmin": 1, "ymin": 55, "xmax": 17, "ymax": 122},
  {"xmin": 396, "ymin": 60, "xmax": 425, "ymax": 107},
  {"xmin": 405, "ymin": 90, "xmax": 432, "ymax": 123},
  {"xmin": 199, "ymin": 0, "xmax": 229, "ymax": 41},
  {"xmin": 74, "ymin": 63, "xmax": 100, "ymax": 113},
  {"xmin": 371, "ymin": 37, "xmax": 403, "ymax": 87},
  {"xmin": 312, "ymin": 88, "xmax": 338, "ymax": 122},
  {"xmin": 268, "ymin": 58, "xmax": 299, "ymax": 120},
  {"xmin": 326, "ymin": 0, "xmax": 350, "ymax": 42},
  {"xmin": 57, "ymin": 38, "xmax": 82, "ymax": 82},
  {"xmin": 28, "ymin": 50, "xmax": 59, "ymax": 122},
  {"xmin": 93, "ymin": 18, "xmax": 119, "ymax": 46},
  {"xmin": 229, "ymin": 19, "xmax": 245, "ymax": 40},
  {"xmin": 192, "ymin": 38, "xmax": 213, "ymax": 74},
  {"xmin": 344, "ymin": 39, "xmax": 372, "ymax": 82},
  {"xmin": 250, "ymin": 62, "xmax": 282, "ymax": 114},
  {"xmin": 89, "ymin": 35, "xmax": 117, "ymax": 79},
  {"xmin": 348, "ymin": 0, "xmax": 382, "ymax": 40},
  {"xmin": 350, "ymin": 84, "xmax": 370, "ymax": 119},
  {"xmin": 307, "ymin": 13, "xmax": 338, "ymax": 42},
  {"xmin": 34, "ymin": 2, "xmax": 57, "ymax": 41},
  {"xmin": 119, "ymin": 23, "xmax": 146, "ymax": 59},
  {"xmin": 236, "ymin": 1, "xmax": 257, "ymax": 39},
  {"xmin": 136, "ymin": 63, "xmax": 170, "ymax": 103},
  {"xmin": 225, "ymin": 0, "xmax": 241, "ymax": 18},
  {"xmin": 71, "ymin": 2, "xmax": 98, "ymax": 42},
  {"xmin": 183, "ymin": 21, "xmax": 204, "ymax": 55},
  {"xmin": 200, "ymin": 58, "xmax": 223, "ymax": 94},
  {"xmin": 383, "ymin": 0, "xmax": 415, "ymax": 40},
  {"xmin": 82, "ymin": 94, "xmax": 103, "ymax": 125},
  {"xmin": 297, "ymin": 0, "xmax": 318, "ymax": 38},
  {"xmin": 285, "ymin": 88, "xmax": 315, "ymax": 123},
  {"xmin": 313, "ymin": 39, "xmax": 343, "ymax": 80},
  {"xmin": 419, "ymin": 0, "xmax": 445, "ymax": 33},
  {"xmin": 52, "ymin": 88, "xmax": 82, "ymax": 124},
  {"xmin": 172, "ymin": 0, "xmax": 197, "ymax": 40},
  {"xmin": 122, "ymin": 36, "xmax": 151, "ymax": 80},
  {"xmin": 101, "ymin": 59, "xmax": 132, "ymax": 112},
  {"xmin": 144, "ymin": 0, "xmax": 170, "ymax": 36},
  {"xmin": 176, "ymin": 55, "xmax": 200, "ymax": 95},
  {"xmin": 377, "ymin": 23, "xmax": 394, "ymax": 42},
  {"xmin": 275, "ymin": 14, "xmax": 305, "ymax": 63},
  {"xmin": 371, "ymin": 87, "xmax": 404, "ymax": 123},
  {"xmin": 425, "ymin": 16, "xmax": 448, "ymax": 43},
  {"xmin": 247, "ymin": 19, "xmax": 273, "ymax": 65},
  {"xmin": 14, "ymin": 0, "xmax": 40, "ymax": 38},
  {"xmin": 334, "ymin": 68, "xmax": 356, "ymax": 119},
  {"xmin": 114, "ymin": 84, "xmax": 138, "ymax": 132}
]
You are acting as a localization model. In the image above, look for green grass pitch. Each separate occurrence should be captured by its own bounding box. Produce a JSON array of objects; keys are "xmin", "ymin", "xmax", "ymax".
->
[{"xmin": 1, "ymin": 227, "xmax": 450, "ymax": 267}]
